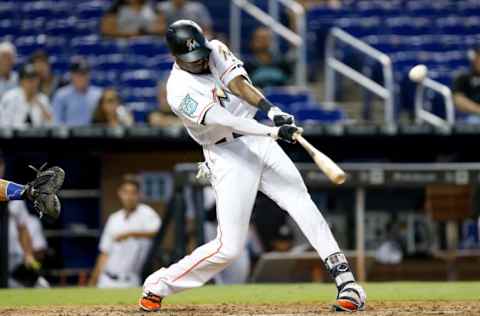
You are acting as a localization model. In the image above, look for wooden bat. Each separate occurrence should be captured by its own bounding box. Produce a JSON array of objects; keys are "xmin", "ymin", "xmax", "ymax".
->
[{"xmin": 293, "ymin": 133, "xmax": 346, "ymax": 185}]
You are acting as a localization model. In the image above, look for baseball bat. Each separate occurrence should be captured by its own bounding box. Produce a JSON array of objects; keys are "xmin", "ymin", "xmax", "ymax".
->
[{"xmin": 293, "ymin": 133, "xmax": 346, "ymax": 185}]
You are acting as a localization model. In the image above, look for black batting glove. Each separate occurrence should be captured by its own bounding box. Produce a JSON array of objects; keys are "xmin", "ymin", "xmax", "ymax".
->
[{"xmin": 277, "ymin": 125, "xmax": 303, "ymax": 143}]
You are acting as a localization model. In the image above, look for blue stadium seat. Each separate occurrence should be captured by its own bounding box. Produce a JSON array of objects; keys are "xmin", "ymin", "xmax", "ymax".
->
[
  {"xmin": 294, "ymin": 107, "xmax": 345, "ymax": 124},
  {"xmin": 264, "ymin": 87, "xmax": 313, "ymax": 111},
  {"xmin": 75, "ymin": 1, "xmax": 109, "ymax": 19},
  {"xmin": 128, "ymin": 37, "xmax": 169, "ymax": 57},
  {"xmin": 121, "ymin": 70, "xmax": 158, "ymax": 88}
]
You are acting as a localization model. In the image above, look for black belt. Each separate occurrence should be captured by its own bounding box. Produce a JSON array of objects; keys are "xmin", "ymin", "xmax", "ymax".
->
[
  {"xmin": 105, "ymin": 271, "xmax": 131, "ymax": 281},
  {"xmin": 215, "ymin": 133, "xmax": 242, "ymax": 145}
]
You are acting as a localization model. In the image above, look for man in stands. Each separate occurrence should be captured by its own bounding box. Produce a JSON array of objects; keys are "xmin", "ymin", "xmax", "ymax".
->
[
  {"xmin": 0, "ymin": 41, "xmax": 18, "ymax": 100},
  {"xmin": 52, "ymin": 58, "xmax": 102, "ymax": 126},
  {"xmin": 0, "ymin": 63, "xmax": 52, "ymax": 128},
  {"xmin": 244, "ymin": 27, "xmax": 293, "ymax": 89},
  {"xmin": 452, "ymin": 47, "xmax": 480, "ymax": 123}
]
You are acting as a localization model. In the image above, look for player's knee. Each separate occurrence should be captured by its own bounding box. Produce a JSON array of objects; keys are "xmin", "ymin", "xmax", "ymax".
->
[{"xmin": 218, "ymin": 245, "xmax": 243, "ymax": 263}]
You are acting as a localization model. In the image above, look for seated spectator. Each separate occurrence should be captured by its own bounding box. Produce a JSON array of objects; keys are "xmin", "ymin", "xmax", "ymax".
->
[
  {"xmin": 0, "ymin": 63, "xmax": 52, "ymax": 128},
  {"xmin": 89, "ymin": 175, "xmax": 161, "ymax": 288},
  {"xmin": 148, "ymin": 80, "xmax": 181, "ymax": 127},
  {"xmin": 52, "ymin": 58, "xmax": 102, "ymax": 126},
  {"xmin": 0, "ymin": 41, "xmax": 18, "ymax": 99},
  {"xmin": 101, "ymin": 0, "xmax": 166, "ymax": 38},
  {"xmin": 92, "ymin": 88, "xmax": 133, "ymax": 127},
  {"xmin": 29, "ymin": 50, "xmax": 61, "ymax": 99},
  {"xmin": 244, "ymin": 27, "xmax": 293, "ymax": 89},
  {"xmin": 452, "ymin": 47, "xmax": 480, "ymax": 123},
  {"xmin": 157, "ymin": 0, "xmax": 213, "ymax": 37}
]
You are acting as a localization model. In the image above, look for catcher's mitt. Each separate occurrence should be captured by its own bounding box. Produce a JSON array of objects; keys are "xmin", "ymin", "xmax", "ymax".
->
[{"xmin": 24, "ymin": 163, "xmax": 65, "ymax": 219}]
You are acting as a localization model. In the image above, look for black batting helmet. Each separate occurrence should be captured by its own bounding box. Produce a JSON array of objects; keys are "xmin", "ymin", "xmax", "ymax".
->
[{"xmin": 166, "ymin": 20, "xmax": 211, "ymax": 62}]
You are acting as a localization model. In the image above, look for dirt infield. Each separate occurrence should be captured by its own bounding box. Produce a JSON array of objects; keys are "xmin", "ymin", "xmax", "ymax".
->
[{"xmin": 1, "ymin": 302, "xmax": 478, "ymax": 316}]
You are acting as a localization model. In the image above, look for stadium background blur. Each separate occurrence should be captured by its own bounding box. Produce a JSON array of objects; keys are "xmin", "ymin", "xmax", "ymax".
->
[{"xmin": 1, "ymin": 0, "xmax": 480, "ymax": 288}]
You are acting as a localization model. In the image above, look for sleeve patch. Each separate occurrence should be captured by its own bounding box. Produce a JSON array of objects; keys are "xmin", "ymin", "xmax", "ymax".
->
[{"xmin": 179, "ymin": 94, "xmax": 199, "ymax": 117}]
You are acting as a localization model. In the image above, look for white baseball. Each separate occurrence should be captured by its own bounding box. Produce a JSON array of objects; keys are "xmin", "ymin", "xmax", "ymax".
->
[{"xmin": 409, "ymin": 64, "xmax": 428, "ymax": 82}]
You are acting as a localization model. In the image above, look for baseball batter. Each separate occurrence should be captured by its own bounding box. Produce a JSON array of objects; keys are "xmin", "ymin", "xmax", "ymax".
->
[{"xmin": 140, "ymin": 20, "xmax": 366, "ymax": 312}]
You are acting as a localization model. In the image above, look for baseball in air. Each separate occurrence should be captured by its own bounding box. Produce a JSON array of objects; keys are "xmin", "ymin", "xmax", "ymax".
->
[{"xmin": 409, "ymin": 64, "xmax": 428, "ymax": 82}]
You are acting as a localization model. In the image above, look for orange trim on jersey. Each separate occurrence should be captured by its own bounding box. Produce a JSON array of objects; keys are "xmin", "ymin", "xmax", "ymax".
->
[
  {"xmin": 220, "ymin": 64, "xmax": 236, "ymax": 81},
  {"xmin": 172, "ymin": 223, "xmax": 223, "ymax": 282}
]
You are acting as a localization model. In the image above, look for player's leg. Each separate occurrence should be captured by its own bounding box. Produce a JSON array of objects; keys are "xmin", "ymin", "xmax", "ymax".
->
[
  {"xmin": 259, "ymin": 139, "xmax": 366, "ymax": 311},
  {"xmin": 0, "ymin": 179, "xmax": 26, "ymax": 202},
  {"xmin": 141, "ymin": 143, "xmax": 261, "ymax": 310}
]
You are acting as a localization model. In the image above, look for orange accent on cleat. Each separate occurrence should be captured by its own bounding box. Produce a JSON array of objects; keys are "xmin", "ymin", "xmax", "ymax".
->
[
  {"xmin": 335, "ymin": 299, "xmax": 359, "ymax": 312},
  {"xmin": 139, "ymin": 293, "xmax": 162, "ymax": 312}
]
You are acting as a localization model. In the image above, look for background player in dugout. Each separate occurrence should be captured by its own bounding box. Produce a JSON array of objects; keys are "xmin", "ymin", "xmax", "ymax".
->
[{"xmin": 140, "ymin": 20, "xmax": 366, "ymax": 313}]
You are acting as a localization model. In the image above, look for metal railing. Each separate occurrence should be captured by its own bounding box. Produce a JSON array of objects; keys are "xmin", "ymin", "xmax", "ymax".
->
[
  {"xmin": 230, "ymin": 0, "xmax": 307, "ymax": 86},
  {"xmin": 325, "ymin": 27, "xmax": 395, "ymax": 127},
  {"xmin": 412, "ymin": 70, "xmax": 455, "ymax": 131}
]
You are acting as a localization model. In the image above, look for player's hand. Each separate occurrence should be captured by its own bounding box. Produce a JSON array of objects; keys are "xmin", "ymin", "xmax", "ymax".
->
[
  {"xmin": 267, "ymin": 107, "xmax": 295, "ymax": 126},
  {"xmin": 115, "ymin": 233, "xmax": 131, "ymax": 242},
  {"xmin": 276, "ymin": 125, "xmax": 303, "ymax": 143},
  {"xmin": 24, "ymin": 254, "xmax": 41, "ymax": 270}
]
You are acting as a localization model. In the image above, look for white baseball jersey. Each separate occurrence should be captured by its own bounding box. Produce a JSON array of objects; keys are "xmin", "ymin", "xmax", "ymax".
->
[
  {"xmin": 98, "ymin": 203, "xmax": 161, "ymax": 287},
  {"xmin": 166, "ymin": 40, "xmax": 257, "ymax": 145},
  {"xmin": 8, "ymin": 200, "xmax": 30, "ymax": 271},
  {"xmin": 144, "ymin": 39, "xmax": 345, "ymax": 300}
]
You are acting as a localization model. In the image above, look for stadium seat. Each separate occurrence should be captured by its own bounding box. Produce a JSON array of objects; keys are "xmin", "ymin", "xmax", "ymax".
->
[
  {"xmin": 294, "ymin": 107, "xmax": 345, "ymax": 124},
  {"xmin": 264, "ymin": 87, "xmax": 313, "ymax": 111},
  {"xmin": 121, "ymin": 70, "xmax": 158, "ymax": 88}
]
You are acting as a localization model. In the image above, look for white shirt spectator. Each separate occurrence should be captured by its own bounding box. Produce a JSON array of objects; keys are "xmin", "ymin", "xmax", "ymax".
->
[
  {"xmin": 97, "ymin": 203, "xmax": 161, "ymax": 287},
  {"xmin": 8, "ymin": 200, "xmax": 30, "ymax": 272},
  {"xmin": 0, "ymin": 87, "xmax": 51, "ymax": 128},
  {"xmin": 0, "ymin": 71, "xmax": 18, "ymax": 100},
  {"xmin": 117, "ymin": 4, "xmax": 157, "ymax": 34}
]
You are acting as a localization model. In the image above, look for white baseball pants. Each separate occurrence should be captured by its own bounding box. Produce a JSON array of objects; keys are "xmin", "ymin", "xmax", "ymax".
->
[{"xmin": 143, "ymin": 135, "xmax": 340, "ymax": 297}]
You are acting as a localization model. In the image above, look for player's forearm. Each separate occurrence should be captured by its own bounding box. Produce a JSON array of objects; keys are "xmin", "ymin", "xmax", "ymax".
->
[
  {"xmin": 18, "ymin": 225, "xmax": 34, "ymax": 259},
  {"xmin": 204, "ymin": 105, "xmax": 277, "ymax": 137},
  {"xmin": 89, "ymin": 253, "xmax": 108, "ymax": 286},
  {"xmin": 227, "ymin": 76, "xmax": 268, "ymax": 110},
  {"xmin": 453, "ymin": 93, "xmax": 480, "ymax": 114},
  {"xmin": 128, "ymin": 231, "xmax": 158, "ymax": 239}
]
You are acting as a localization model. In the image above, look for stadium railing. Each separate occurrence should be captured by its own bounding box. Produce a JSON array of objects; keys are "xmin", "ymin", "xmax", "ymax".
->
[
  {"xmin": 324, "ymin": 27, "xmax": 395, "ymax": 128},
  {"xmin": 230, "ymin": 0, "xmax": 307, "ymax": 86}
]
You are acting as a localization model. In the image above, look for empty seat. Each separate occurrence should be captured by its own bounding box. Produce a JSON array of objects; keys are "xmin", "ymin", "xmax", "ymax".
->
[
  {"xmin": 294, "ymin": 107, "xmax": 345, "ymax": 123},
  {"xmin": 121, "ymin": 70, "xmax": 158, "ymax": 88}
]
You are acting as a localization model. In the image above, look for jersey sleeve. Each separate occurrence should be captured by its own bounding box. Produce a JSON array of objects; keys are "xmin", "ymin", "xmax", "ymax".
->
[
  {"xmin": 99, "ymin": 217, "xmax": 114, "ymax": 254},
  {"xmin": 209, "ymin": 40, "xmax": 249, "ymax": 87},
  {"xmin": 168, "ymin": 86, "xmax": 217, "ymax": 125},
  {"xmin": 8, "ymin": 201, "xmax": 29, "ymax": 227},
  {"xmin": 142, "ymin": 207, "xmax": 161, "ymax": 232}
]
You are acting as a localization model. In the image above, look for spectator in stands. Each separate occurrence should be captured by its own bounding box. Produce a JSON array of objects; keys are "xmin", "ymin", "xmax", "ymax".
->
[
  {"xmin": 0, "ymin": 41, "xmax": 18, "ymax": 100},
  {"xmin": 244, "ymin": 27, "xmax": 293, "ymax": 89},
  {"xmin": 52, "ymin": 58, "xmax": 102, "ymax": 126},
  {"xmin": 92, "ymin": 88, "xmax": 133, "ymax": 127},
  {"xmin": 157, "ymin": 0, "xmax": 213, "ymax": 37},
  {"xmin": 0, "ymin": 63, "xmax": 52, "ymax": 128},
  {"xmin": 452, "ymin": 47, "xmax": 480, "ymax": 123},
  {"xmin": 101, "ymin": 0, "xmax": 166, "ymax": 38},
  {"xmin": 30, "ymin": 50, "xmax": 61, "ymax": 99},
  {"xmin": 89, "ymin": 175, "xmax": 161, "ymax": 288},
  {"xmin": 148, "ymin": 80, "xmax": 181, "ymax": 127}
]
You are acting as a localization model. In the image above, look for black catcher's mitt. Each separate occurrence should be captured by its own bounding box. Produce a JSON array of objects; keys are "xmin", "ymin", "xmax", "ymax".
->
[{"xmin": 24, "ymin": 163, "xmax": 65, "ymax": 219}]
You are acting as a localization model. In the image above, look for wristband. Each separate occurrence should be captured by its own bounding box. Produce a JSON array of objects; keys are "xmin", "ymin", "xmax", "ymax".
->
[{"xmin": 257, "ymin": 98, "xmax": 274, "ymax": 112}]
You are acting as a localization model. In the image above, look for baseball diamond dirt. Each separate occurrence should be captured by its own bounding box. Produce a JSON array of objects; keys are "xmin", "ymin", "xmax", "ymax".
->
[
  {"xmin": 1, "ymin": 302, "xmax": 479, "ymax": 316},
  {"xmin": 0, "ymin": 283, "xmax": 479, "ymax": 316}
]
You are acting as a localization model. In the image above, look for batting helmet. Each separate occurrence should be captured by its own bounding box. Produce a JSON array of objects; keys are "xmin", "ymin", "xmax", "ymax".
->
[{"xmin": 166, "ymin": 20, "xmax": 211, "ymax": 62}]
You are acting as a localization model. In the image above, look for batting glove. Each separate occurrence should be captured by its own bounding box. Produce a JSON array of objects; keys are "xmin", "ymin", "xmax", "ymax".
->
[
  {"xmin": 267, "ymin": 107, "xmax": 295, "ymax": 126},
  {"xmin": 275, "ymin": 125, "xmax": 303, "ymax": 143}
]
